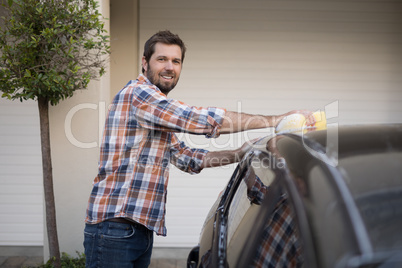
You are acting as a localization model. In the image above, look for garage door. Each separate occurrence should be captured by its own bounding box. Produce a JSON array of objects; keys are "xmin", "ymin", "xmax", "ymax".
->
[
  {"xmin": 139, "ymin": 0, "xmax": 402, "ymax": 247},
  {"xmin": 0, "ymin": 98, "xmax": 44, "ymax": 246}
]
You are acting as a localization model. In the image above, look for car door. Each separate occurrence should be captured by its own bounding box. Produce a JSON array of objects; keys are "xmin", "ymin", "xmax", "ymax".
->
[{"xmin": 208, "ymin": 149, "xmax": 304, "ymax": 267}]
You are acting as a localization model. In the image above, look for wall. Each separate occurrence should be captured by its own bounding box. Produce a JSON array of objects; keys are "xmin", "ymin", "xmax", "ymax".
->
[{"xmin": 110, "ymin": 0, "xmax": 139, "ymax": 97}]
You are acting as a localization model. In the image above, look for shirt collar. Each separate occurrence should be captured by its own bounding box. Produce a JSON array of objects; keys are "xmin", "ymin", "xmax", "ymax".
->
[
  {"xmin": 136, "ymin": 74, "xmax": 167, "ymax": 96},
  {"xmin": 137, "ymin": 74, "xmax": 151, "ymax": 85}
]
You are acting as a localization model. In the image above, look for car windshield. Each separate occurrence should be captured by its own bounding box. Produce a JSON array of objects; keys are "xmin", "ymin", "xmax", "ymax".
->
[{"xmin": 338, "ymin": 151, "xmax": 402, "ymax": 252}]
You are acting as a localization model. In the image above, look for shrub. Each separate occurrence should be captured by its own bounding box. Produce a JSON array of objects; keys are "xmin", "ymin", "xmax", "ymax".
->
[{"xmin": 27, "ymin": 252, "xmax": 85, "ymax": 268}]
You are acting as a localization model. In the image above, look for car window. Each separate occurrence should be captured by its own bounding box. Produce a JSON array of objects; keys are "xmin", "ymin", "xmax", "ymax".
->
[
  {"xmin": 226, "ymin": 165, "xmax": 267, "ymax": 267},
  {"xmin": 308, "ymin": 165, "xmax": 358, "ymax": 267},
  {"xmin": 226, "ymin": 151, "xmax": 303, "ymax": 267},
  {"xmin": 227, "ymin": 168, "xmax": 263, "ymax": 242},
  {"xmin": 340, "ymin": 152, "xmax": 402, "ymax": 253},
  {"xmin": 249, "ymin": 193, "xmax": 304, "ymax": 268}
]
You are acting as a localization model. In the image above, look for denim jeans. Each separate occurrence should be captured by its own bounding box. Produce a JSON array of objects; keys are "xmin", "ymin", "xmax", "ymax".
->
[{"xmin": 84, "ymin": 221, "xmax": 153, "ymax": 268}]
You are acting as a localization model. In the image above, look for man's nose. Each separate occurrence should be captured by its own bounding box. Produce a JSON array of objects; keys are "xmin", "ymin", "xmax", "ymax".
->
[{"xmin": 164, "ymin": 61, "xmax": 173, "ymax": 70}]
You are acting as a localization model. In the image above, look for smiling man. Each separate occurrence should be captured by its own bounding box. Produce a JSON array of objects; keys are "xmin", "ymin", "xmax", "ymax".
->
[{"xmin": 83, "ymin": 30, "xmax": 314, "ymax": 268}]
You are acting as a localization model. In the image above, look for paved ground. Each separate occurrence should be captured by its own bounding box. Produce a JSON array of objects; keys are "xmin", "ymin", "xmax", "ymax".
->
[
  {"xmin": 149, "ymin": 258, "xmax": 187, "ymax": 268},
  {"xmin": 0, "ymin": 256, "xmax": 187, "ymax": 268},
  {"xmin": 0, "ymin": 246, "xmax": 189, "ymax": 267},
  {"xmin": 0, "ymin": 256, "xmax": 44, "ymax": 268}
]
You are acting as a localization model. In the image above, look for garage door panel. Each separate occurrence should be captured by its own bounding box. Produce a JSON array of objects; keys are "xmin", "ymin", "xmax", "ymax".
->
[{"xmin": 0, "ymin": 99, "xmax": 43, "ymax": 246}]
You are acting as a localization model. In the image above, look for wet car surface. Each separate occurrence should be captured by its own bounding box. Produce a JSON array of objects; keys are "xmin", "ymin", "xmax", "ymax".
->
[{"xmin": 187, "ymin": 124, "xmax": 402, "ymax": 268}]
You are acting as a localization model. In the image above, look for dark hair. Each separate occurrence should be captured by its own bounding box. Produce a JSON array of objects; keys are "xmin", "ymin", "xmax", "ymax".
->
[{"xmin": 142, "ymin": 30, "xmax": 186, "ymax": 73}]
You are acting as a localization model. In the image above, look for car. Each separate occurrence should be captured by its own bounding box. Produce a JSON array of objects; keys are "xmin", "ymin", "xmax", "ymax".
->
[{"xmin": 187, "ymin": 124, "xmax": 402, "ymax": 268}]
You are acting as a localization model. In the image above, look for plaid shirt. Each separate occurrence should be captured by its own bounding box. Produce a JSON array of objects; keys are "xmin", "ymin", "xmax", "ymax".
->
[
  {"xmin": 85, "ymin": 74, "xmax": 226, "ymax": 236},
  {"xmin": 252, "ymin": 194, "xmax": 303, "ymax": 268}
]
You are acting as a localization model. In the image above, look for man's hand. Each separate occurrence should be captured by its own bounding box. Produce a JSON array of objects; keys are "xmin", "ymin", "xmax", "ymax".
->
[
  {"xmin": 274, "ymin": 110, "xmax": 316, "ymax": 128},
  {"xmin": 237, "ymin": 138, "xmax": 261, "ymax": 159}
]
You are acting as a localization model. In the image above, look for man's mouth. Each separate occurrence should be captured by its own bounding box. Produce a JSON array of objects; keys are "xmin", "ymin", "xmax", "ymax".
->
[{"xmin": 161, "ymin": 74, "xmax": 174, "ymax": 80}]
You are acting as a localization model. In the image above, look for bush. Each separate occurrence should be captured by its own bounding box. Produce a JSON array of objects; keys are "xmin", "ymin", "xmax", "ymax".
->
[{"xmin": 27, "ymin": 252, "xmax": 85, "ymax": 268}]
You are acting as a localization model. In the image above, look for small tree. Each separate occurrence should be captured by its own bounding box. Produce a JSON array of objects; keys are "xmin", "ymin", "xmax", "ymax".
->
[{"xmin": 0, "ymin": 0, "xmax": 110, "ymax": 266}]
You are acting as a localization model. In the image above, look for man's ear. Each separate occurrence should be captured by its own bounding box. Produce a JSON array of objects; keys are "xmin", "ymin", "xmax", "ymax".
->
[{"xmin": 141, "ymin": 56, "xmax": 148, "ymax": 73}]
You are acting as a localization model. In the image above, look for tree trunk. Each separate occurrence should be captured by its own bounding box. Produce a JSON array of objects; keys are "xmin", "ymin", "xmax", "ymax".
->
[{"xmin": 38, "ymin": 96, "xmax": 61, "ymax": 268}]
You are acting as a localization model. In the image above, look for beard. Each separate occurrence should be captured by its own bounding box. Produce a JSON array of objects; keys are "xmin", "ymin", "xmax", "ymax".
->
[{"xmin": 146, "ymin": 64, "xmax": 180, "ymax": 95}]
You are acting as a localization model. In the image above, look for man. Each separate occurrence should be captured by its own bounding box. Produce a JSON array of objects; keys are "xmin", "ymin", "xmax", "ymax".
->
[{"xmin": 84, "ymin": 30, "xmax": 314, "ymax": 267}]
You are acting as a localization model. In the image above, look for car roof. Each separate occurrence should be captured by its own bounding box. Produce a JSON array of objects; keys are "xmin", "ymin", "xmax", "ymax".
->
[
  {"xmin": 267, "ymin": 124, "xmax": 402, "ymax": 185},
  {"xmin": 280, "ymin": 124, "xmax": 402, "ymax": 199},
  {"xmin": 303, "ymin": 124, "xmax": 402, "ymax": 158}
]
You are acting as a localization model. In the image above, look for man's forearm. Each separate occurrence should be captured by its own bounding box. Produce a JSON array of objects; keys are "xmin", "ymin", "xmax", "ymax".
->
[
  {"xmin": 220, "ymin": 110, "xmax": 315, "ymax": 134},
  {"xmin": 220, "ymin": 111, "xmax": 277, "ymax": 134},
  {"xmin": 201, "ymin": 149, "xmax": 244, "ymax": 169}
]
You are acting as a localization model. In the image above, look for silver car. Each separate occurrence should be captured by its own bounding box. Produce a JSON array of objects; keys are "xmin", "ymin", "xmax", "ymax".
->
[{"xmin": 187, "ymin": 124, "xmax": 402, "ymax": 268}]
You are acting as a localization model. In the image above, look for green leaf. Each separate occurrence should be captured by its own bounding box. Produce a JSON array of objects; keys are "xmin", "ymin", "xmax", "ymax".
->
[
  {"xmin": 2, "ymin": 92, "xmax": 11, "ymax": 99},
  {"xmin": 26, "ymin": 91, "xmax": 34, "ymax": 99},
  {"xmin": 24, "ymin": 69, "xmax": 31, "ymax": 77}
]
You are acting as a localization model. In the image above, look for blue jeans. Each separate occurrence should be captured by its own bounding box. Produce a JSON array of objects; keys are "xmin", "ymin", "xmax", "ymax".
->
[{"xmin": 84, "ymin": 220, "xmax": 153, "ymax": 268}]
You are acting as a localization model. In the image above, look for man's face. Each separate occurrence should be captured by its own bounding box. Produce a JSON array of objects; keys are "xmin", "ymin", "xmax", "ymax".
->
[{"xmin": 142, "ymin": 43, "xmax": 182, "ymax": 95}]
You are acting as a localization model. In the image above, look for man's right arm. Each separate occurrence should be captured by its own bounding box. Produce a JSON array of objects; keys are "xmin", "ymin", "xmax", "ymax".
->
[
  {"xmin": 132, "ymin": 84, "xmax": 225, "ymax": 138},
  {"xmin": 220, "ymin": 110, "xmax": 315, "ymax": 134}
]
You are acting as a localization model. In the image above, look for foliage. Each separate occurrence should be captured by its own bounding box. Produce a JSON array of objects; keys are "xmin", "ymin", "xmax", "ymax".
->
[
  {"xmin": 26, "ymin": 252, "xmax": 86, "ymax": 268},
  {"xmin": 0, "ymin": 0, "xmax": 110, "ymax": 105}
]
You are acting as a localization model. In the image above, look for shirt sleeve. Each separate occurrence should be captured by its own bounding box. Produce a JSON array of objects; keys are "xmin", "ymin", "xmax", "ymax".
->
[
  {"xmin": 132, "ymin": 84, "xmax": 226, "ymax": 139},
  {"xmin": 169, "ymin": 134, "xmax": 208, "ymax": 174}
]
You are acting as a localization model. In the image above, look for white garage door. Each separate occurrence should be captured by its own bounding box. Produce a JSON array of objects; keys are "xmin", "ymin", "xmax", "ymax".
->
[
  {"xmin": 139, "ymin": 0, "xmax": 402, "ymax": 247},
  {"xmin": 0, "ymin": 98, "xmax": 44, "ymax": 246}
]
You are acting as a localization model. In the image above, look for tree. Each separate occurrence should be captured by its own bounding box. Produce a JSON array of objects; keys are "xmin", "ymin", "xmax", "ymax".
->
[{"xmin": 0, "ymin": 0, "xmax": 110, "ymax": 266}]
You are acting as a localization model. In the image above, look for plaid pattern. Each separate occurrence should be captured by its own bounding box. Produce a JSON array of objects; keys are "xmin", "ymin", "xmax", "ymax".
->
[
  {"xmin": 247, "ymin": 174, "xmax": 268, "ymax": 205},
  {"xmin": 85, "ymin": 74, "xmax": 225, "ymax": 236},
  {"xmin": 252, "ymin": 194, "xmax": 303, "ymax": 268}
]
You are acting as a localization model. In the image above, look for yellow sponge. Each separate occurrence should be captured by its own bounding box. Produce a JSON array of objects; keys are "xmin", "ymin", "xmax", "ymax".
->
[
  {"xmin": 275, "ymin": 111, "xmax": 326, "ymax": 134},
  {"xmin": 313, "ymin": 111, "xmax": 327, "ymax": 131}
]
